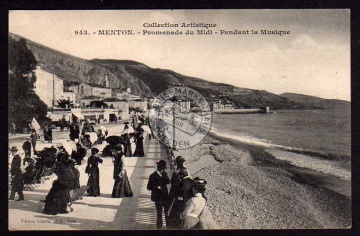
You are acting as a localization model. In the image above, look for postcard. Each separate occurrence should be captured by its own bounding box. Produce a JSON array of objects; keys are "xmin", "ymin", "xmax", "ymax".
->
[{"xmin": 8, "ymin": 9, "xmax": 351, "ymax": 230}]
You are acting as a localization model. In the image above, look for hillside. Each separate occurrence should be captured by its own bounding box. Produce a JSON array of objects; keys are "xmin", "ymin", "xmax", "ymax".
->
[
  {"xmin": 10, "ymin": 32, "xmax": 311, "ymax": 110},
  {"xmin": 279, "ymin": 93, "xmax": 350, "ymax": 110}
]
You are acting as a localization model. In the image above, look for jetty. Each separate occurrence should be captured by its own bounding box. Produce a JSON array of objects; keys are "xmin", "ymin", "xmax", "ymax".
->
[{"xmin": 213, "ymin": 106, "xmax": 270, "ymax": 114}]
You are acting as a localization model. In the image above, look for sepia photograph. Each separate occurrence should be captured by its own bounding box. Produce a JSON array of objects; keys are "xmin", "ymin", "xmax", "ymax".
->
[{"xmin": 8, "ymin": 9, "xmax": 351, "ymax": 230}]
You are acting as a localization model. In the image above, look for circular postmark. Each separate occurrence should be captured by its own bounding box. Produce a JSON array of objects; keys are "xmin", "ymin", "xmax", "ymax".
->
[{"xmin": 149, "ymin": 86, "xmax": 212, "ymax": 150}]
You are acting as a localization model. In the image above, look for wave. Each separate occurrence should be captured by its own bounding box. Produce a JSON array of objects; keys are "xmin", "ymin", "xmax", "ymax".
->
[
  {"xmin": 209, "ymin": 127, "xmax": 351, "ymax": 180},
  {"xmin": 209, "ymin": 126, "xmax": 350, "ymax": 161}
]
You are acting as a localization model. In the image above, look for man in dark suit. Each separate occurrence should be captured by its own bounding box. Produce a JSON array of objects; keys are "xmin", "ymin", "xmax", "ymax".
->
[
  {"xmin": 69, "ymin": 121, "xmax": 80, "ymax": 141},
  {"xmin": 9, "ymin": 146, "xmax": 24, "ymax": 201},
  {"xmin": 147, "ymin": 160, "xmax": 170, "ymax": 229}
]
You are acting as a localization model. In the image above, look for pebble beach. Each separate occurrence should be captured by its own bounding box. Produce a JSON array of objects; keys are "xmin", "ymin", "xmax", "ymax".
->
[{"xmin": 177, "ymin": 132, "xmax": 351, "ymax": 229}]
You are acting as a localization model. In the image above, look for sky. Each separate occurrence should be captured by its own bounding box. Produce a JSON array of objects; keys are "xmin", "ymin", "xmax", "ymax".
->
[{"xmin": 9, "ymin": 10, "xmax": 350, "ymax": 101}]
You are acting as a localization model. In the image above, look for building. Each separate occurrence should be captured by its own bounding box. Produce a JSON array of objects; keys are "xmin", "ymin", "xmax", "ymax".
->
[
  {"xmin": 69, "ymin": 83, "xmax": 112, "ymax": 101},
  {"xmin": 211, "ymin": 101, "xmax": 225, "ymax": 111},
  {"xmin": 79, "ymin": 96, "xmax": 101, "ymax": 107},
  {"xmin": 61, "ymin": 89, "xmax": 76, "ymax": 105},
  {"xmin": 102, "ymin": 97, "xmax": 129, "ymax": 120},
  {"xmin": 129, "ymin": 100, "xmax": 148, "ymax": 112},
  {"xmin": 115, "ymin": 88, "xmax": 131, "ymax": 100},
  {"xmin": 34, "ymin": 67, "xmax": 64, "ymax": 108}
]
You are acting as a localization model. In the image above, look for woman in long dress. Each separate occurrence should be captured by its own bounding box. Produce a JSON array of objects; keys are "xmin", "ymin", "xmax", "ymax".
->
[
  {"xmin": 133, "ymin": 127, "xmax": 145, "ymax": 157},
  {"xmin": 111, "ymin": 146, "xmax": 133, "ymax": 198},
  {"xmin": 43, "ymin": 146, "xmax": 76, "ymax": 215},
  {"xmin": 86, "ymin": 148, "xmax": 103, "ymax": 197},
  {"xmin": 123, "ymin": 133, "xmax": 133, "ymax": 157},
  {"xmin": 30, "ymin": 129, "xmax": 38, "ymax": 154}
]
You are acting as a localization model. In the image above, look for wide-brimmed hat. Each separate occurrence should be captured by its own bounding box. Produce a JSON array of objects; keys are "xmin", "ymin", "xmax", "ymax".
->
[
  {"xmin": 91, "ymin": 148, "xmax": 99, "ymax": 155},
  {"xmin": 175, "ymin": 156, "xmax": 185, "ymax": 164},
  {"xmin": 9, "ymin": 146, "xmax": 18, "ymax": 152},
  {"xmin": 192, "ymin": 177, "xmax": 207, "ymax": 191},
  {"xmin": 156, "ymin": 160, "xmax": 167, "ymax": 168}
]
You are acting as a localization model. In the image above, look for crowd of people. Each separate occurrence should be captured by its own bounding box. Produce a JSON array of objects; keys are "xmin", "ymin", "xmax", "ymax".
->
[
  {"xmin": 147, "ymin": 156, "xmax": 209, "ymax": 229},
  {"xmin": 9, "ymin": 114, "xmax": 212, "ymax": 229}
]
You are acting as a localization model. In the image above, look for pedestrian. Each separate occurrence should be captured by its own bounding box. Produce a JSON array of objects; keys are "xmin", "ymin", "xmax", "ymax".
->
[
  {"xmin": 61, "ymin": 116, "xmax": 66, "ymax": 131},
  {"xmin": 22, "ymin": 141, "xmax": 32, "ymax": 160},
  {"xmin": 43, "ymin": 124, "xmax": 52, "ymax": 143},
  {"xmin": 9, "ymin": 146, "xmax": 24, "ymax": 201},
  {"xmin": 147, "ymin": 160, "xmax": 170, "ymax": 229},
  {"xmin": 11, "ymin": 122, "xmax": 16, "ymax": 135},
  {"xmin": 69, "ymin": 121, "xmax": 80, "ymax": 142},
  {"xmin": 111, "ymin": 145, "xmax": 133, "ymax": 198},
  {"xmin": 133, "ymin": 125, "xmax": 145, "ymax": 157},
  {"xmin": 48, "ymin": 124, "xmax": 53, "ymax": 143},
  {"xmin": 123, "ymin": 133, "xmax": 133, "ymax": 157},
  {"xmin": 180, "ymin": 178, "xmax": 208, "ymax": 229},
  {"xmin": 30, "ymin": 129, "xmax": 38, "ymax": 154},
  {"xmin": 85, "ymin": 148, "xmax": 103, "ymax": 197},
  {"xmin": 167, "ymin": 156, "xmax": 191, "ymax": 229},
  {"xmin": 43, "ymin": 145, "xmax": 76, "ymax": 215},
  {"xmin": 82, "ymin": 121, "xmax": 90, "ymax": 135}
]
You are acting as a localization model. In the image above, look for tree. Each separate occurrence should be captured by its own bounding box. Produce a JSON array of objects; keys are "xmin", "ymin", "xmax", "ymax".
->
[
  {"xmin": 56, "ymin": 99, "xmax": 74, "ymax": 108},
  {"xmin": 9, "ymin": 37, "xmax": 47, "ymax": 130}
]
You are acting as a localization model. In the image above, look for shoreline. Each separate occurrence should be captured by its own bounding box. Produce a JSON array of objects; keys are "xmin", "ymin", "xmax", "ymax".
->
[
  {"xmin": 177, "ymin": 132, "xmax": 351, "ymax": 229},
  {"xmin": 207, "ymin": 131, "xmax": 351, "ymax": 198}
]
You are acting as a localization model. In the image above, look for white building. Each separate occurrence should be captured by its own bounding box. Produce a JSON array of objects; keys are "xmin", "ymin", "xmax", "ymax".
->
[
  {"xmin": 34, "ymin": 67, "xmax": 64, "ymax": 107},
  {"xmin": 69, "ymin": 83, "xmax": 112, "ymax": 101}
]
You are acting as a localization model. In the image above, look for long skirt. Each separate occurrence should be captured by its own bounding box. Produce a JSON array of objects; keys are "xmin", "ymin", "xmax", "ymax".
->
[
  {"xmin": 133, "ymin": 140, "xmax": 144, "ymax": 157},
  {"xmin": 124, "ymin": 144, "xmax": 132, "ymax": 157},
  {"xmin": 87, "ymin": 167, "xmax": 100, "ymax": 196},
  {"xmin": 182, "ymin": 216, "xmax": 199, "ymax": 229},
  {"xmin": 111, "ymin": 171, "xmax": 133, "ymax": 198},
  {"xmin": 43, "ymin": 182, "xmax": 69, "ymax": 215}
]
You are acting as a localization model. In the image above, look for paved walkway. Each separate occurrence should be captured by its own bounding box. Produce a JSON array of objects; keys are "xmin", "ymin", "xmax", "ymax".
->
[{"xmin": 9, "ymin": 133, "xmax": 170, "ymax": 230}]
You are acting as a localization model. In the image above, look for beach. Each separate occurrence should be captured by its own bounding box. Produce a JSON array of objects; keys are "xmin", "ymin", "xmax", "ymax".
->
[{"xmin": 177, "ymin": 132, "xmax": 351, "ymax": 229}]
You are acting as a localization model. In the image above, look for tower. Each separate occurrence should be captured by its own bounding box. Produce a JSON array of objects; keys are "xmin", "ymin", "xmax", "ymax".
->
[{"xmin": 105, "ymin": 73, "xmax": 109, "ymax": 88}]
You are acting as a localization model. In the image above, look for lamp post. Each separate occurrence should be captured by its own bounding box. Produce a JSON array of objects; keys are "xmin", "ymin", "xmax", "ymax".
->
[{"xmin": 170, "ymin": 96, "xmax": 177, "ymax": 150}]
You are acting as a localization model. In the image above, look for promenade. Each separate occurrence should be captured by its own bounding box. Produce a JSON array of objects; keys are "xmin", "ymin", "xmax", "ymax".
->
[{"xmin": 8, "ymin": 124, "xmax": 170, "ymax": 230}]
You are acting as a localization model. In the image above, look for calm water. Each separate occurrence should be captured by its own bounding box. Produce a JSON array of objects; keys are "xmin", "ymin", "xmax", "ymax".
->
[{"xmin": 211, "ymin": 108, "xmax": 351, "ymax": 158}]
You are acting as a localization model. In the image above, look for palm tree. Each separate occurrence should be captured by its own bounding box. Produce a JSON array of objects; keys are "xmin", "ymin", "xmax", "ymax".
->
[{"xmin": 56, "ymin": 99, "xmax": 74, "ymax": 108}]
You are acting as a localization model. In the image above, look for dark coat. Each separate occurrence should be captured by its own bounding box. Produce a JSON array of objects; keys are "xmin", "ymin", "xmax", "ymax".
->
[
  {"xmin": 70, "ymin": 124, "xmax": 80, "ymax": 140},
  {"xmin": 10, "ymin": 154, "xmax": 24, "ymax": 192},
  {"xmin": 147, "ymin": 171, "xmax": 170, "ymax": 202}
]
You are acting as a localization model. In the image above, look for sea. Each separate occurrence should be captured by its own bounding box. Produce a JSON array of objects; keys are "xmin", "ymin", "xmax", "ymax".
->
[{"xmin": 210, "ymin": 107, "xmax": 351, "ymax": 159}]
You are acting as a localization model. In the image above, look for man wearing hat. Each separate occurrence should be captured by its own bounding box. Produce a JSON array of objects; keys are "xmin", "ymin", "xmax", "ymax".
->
[
  {"xmin": 167, "ymin": 156, "xmax": 192, "ymax": 228},
  {"xmin": 147, "ymin": 160, "xmax": 170, "ymax": 229},
  {"xmin": 9, "ymin": 146, "xmax": 24, "ymax": 201}
]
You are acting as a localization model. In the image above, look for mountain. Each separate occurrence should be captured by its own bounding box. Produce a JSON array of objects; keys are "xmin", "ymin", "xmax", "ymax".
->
[
  {"xmin": 279, "ymin": 93, "xmax": 350, "ymax": 110},
  {"xmin": 9, "ymin": 32, "xmax": 312, "ymax": 110}
]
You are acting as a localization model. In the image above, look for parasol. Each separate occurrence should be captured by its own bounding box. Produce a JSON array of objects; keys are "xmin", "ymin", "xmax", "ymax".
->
[
  {"xmin": 59, "ymin": 140, "xmax": 77, "ymax": 155},
  {"xmin": 105, "ymin": 135, "xmax": 126, "ymax": 145},
  {"xmin": 122, "ymin": 126, "xmax": 135, "ymax": 134},
  {"xmin": 141, "ymin": 125, "xmax": 152, "ymax": 134},
  {"xmin": 123, "ymin": 122, "xmax": 130, "ymax": 125}
]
